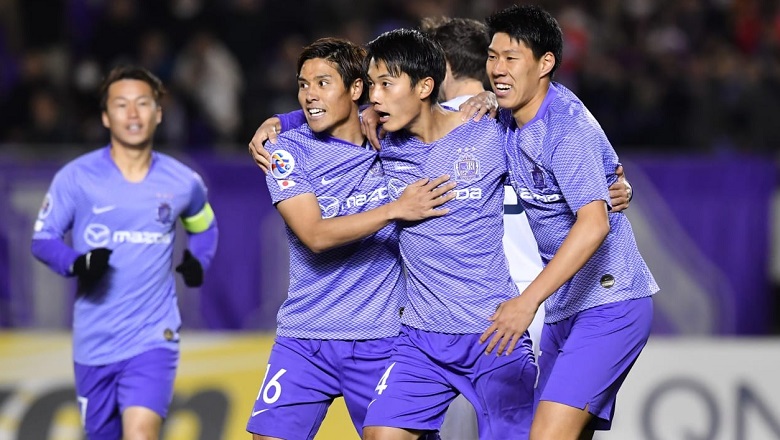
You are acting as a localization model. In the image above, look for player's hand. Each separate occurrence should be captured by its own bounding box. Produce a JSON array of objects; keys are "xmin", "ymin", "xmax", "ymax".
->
[
  {"xmin": 72, "ymin": 248, "xmax": 112, "ymax": 288},
  {"xmin": 175, "ymin": 249, "xmax": 204, "ymax": 287},
  {"xmin": 389, "ymin": 175, "xmax": 457, "ymax": 221},
  {"xmin": 480, "ymin": 295, "xmax": 538, "ymax": 356},
  {"xmin": 248, "ymin": 117, "xmax": 281, "ymax": 174},
  {"xmin": 459, "ymin": 91, "xmax": 498, "ymax": 121},
  {"xmin": 360, "ymin": 107, "xmax": 387, "ymax": 151},
  {"xmin": 608, "ymin": 165, "xmax": 632, "ymax": 212}
]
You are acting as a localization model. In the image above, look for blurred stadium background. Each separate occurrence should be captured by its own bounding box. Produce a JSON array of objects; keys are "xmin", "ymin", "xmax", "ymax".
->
[{"xmin": 1, "ymin": 0, "xmax": 779, "ymax": 439}]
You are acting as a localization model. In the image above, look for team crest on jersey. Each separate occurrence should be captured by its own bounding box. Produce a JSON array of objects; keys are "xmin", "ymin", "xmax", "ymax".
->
[
  {"xmin": 531, "ymin": 165, "xmax": 546, "ymax": 189},
  {"xmin": 270, "ymin": 150, "xmax": 295, "ymax": 179},
  {"xmin": 157, "ymin": 202, "xmax": 173, "ymax": 224},
  {"xmin": 38, "ymin": 193, "xmax": 53, "ymax": 219},
  {"xmin": 367, "ymin": 161, "xmax": 384, "ymax": 181},
  {"xmin": 453, "ymin": 148, "xmax": 480, "ymax": 183}
]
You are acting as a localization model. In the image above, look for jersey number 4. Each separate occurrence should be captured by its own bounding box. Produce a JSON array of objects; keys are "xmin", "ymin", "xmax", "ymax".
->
[{"xmin": 374, "ymin": 362, "xmax": 396, "ymax": 395}]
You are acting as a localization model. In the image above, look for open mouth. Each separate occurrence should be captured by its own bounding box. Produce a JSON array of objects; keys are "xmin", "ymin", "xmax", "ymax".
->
[{"xmin": 307, "ymin": 108, "xmax": 325, "ymax": 118}]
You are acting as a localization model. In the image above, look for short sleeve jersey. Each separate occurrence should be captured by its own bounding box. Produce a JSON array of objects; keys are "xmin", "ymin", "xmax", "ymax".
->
[
  {"xmin": 380, "ymin": 116, "xmax": 519, "ymax": 334},
  {"xmin": 32, "ymin": 147, "xmax": 209, "ymax": 365},
  {"xmin": 501, "ymin": 83, "xmax": 659, "ymax": 323},
  {"xmin": 442, "ymin": 96, "xmax": 543, "ymax": 285},
  {"xmin": 265, "ymin": 125, "xmax": 403, "ymax": 340}
]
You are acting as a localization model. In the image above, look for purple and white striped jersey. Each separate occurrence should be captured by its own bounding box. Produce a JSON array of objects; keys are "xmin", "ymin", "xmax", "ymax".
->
[
  {"xmin": 32, "ymin": 147, "xmax": 209, "ymax": 365},
  {"xmin": 265, "ymin": 126, "xmax": 404, "ymax": 340},
  {"xmin": 380, "ymin": 116, "xmax": 519, "ymax": 334},
  {"xmin": 501, "ymin": 83, "xmax": 659, "ymax": 323}
]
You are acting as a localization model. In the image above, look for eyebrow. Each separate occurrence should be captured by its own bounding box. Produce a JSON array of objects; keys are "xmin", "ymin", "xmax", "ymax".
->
[
  {"xmin": 298, "ymin": 74, "xmax": 333, "ymax": 82},
  {"xmin": 110, "ymin": 95, "xmax": 153, "ymax": 102}
]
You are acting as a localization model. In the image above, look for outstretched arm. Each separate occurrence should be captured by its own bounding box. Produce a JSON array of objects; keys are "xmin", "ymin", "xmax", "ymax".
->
[
  {"xmin": 480, "ymin": 200, "xmax": 610, "ymax": 355},
  {"xmin": 278, "ymin": 176, "xmax": 456, "ymax": 253}
]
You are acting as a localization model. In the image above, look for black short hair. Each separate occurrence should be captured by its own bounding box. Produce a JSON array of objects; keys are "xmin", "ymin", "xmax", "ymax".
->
[
  {"xmin": 486, "ymin": 5, "xmax": 563, "ymax": 78},
  {"xmin": 297, "ymin": 37, "xmax": 367, "ymax": 102},
  {"xmin": 421, "ymin": 17, "xmax": 489, "ymax": 85},
  {"xmin": 365, "ymin": 28, "xmax": 446, "ymax": 103},
  {"xmin": 99, "ymin": 65, "xmax": 165, "ymax": 111}
]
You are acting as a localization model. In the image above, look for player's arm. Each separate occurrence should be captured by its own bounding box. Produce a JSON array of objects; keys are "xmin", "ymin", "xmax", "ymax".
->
[
  {"xmin": 277, "ymin": 176, "xmax": 456, "ymax": 253},
  {"xmin": 175, "ymin": 177, "xmax": 218, "ymax": 288},
  {"xmin": 482, "ymin": 131, "xmax": 614, "ymax": 355},
  {"xmin": 30, "ymin": 171, "xmax": 112, "ymax": 285},
  {"xmin": 481, "ymin": 200, "xmax": 609, "ymax": 355}
]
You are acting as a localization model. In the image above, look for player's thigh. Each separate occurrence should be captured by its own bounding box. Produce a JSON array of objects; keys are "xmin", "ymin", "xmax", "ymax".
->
[
  {"xmin": 363, "ymin": 333, "xmax": 457, "ymax": 433},
  {"xmin": 247, "ymin": 338, "xmax": 341, "ymax": 440},
  {"xmin": 472, "ymin": 336, "xmax": 537, "ymax": 439},
  {"xmin": 117, "ymin": 347, "xmax": 178, "ymax": 419},
  {"xmin": 539, "ymin": 298, "xmax": 653, "ymax": 429},
  {"xmin": 340, "ymin": 337, "xmax": 396, "ymax": 436},
  {"xmin": 73, "ymin": 361, "xmax": 123, "ymax": 439}
]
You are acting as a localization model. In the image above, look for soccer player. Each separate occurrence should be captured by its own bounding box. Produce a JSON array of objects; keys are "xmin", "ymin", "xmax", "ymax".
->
[
  {"xmin": 360, "ymin": 28, "xmax": 537, "ymax": 440},
  {"xmin": 30, "ymin": 65, "xmax": 218, "ymax": 440},
  {"xmin": 479, "ymin": 5, "xmax": 659, "ymax": 440},
  {"xmin": 245, "ymin": 37, "xmax": 455, "ymax": 440}
]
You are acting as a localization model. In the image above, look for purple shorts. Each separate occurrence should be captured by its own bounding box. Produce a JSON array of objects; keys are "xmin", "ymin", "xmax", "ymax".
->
[
  {"xmin": 536, "ymin": 297, "xmax": 653, "ymax": 430},
  {"xmin": 246, "ymin": 336, "xmax": 395, "ymax": 439},
  {"xmin": 363, "ymin": 325, "xmax": 537, "ymax": 439},
  {"xmin": 73, "ymin": 347, "xmax": 178, "ymax": 440}
]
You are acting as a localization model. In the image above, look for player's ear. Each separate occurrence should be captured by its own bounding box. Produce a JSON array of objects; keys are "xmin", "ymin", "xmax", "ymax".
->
[
  {"xmin": 101, "ymin": 111, "xmax": 110, "ymax": 129},
  {"xmin": 417, "ymin": 76, "xmax": 434, "ymax": 100},
  {"xmin": 350, "ymin": 78, "xmax": 363, "ymax": 101},
  {"xmin": 155, "ymin": 105, "xmax": 162, "ymax": 124},
  {"xmin": 539, "ymin": 52, "xmax": 555, "ymax": 78}
]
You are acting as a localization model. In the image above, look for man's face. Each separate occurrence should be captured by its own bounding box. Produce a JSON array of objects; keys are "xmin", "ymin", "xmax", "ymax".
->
[
  {"xmin": 101, "ymin": 79, "xmax": 161, "ymax": 149},
  {"xmin": 487, "ymin": 32, "xmax": 545, "ymax": 113},
  {"xmin": 367, "ymin": 58, "xmax": 422, "ymax": 133},
  {"xmin": 298, "ymin": 58, "xmax": 360, "ymax": 137}
]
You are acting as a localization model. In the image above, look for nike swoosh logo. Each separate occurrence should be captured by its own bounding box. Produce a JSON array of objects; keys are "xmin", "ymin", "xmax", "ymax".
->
[
  {"xmin": 251, "ymin": 409, "xmax": 270, "ymax": 417},
  {"xmin": 92, "ymin": 205, "xmax": 116, "ymax": 214},
  {"xmin": 321, "ymin": 176, "xmax": 341, "ymax": 185}
]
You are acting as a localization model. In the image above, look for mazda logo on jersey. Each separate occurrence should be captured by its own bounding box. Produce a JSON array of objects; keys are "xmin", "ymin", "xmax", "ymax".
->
[
  {"xmin": 386, "ymin": 178, "xmax": 407, "ymax": 200},
  {"xmin": 84, "ymin": 223, "xmax": 111, "ymax": 247},
  {"xmin": 317, "ymin": 196, "xmax": 340, "ymax": 219}
]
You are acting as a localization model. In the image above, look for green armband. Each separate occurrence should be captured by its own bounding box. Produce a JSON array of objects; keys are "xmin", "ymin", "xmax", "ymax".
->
[{"xmin": 181, "ymin": 203, "xmax": 215, "ymax": 233}]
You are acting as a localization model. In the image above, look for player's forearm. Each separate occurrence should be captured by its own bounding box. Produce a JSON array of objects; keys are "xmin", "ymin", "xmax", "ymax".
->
[
  {"xmin": 186, "ymin": 220, "xmax": 218, "ymax": 271},
  {"xmin": 522, "ymin": 206, "xmax": 610, "ymax": 306},
  {"xmin": 302, "ymin": 205, "xmax": 395, "ymax": 253},
  {"xmin": 31, "ymin": 238, "xmax": 80, "ymax": 277}
]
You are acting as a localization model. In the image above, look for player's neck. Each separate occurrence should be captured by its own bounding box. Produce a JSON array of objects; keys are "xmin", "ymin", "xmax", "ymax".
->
[
  {"xmin": 109, "ymin": 142, "xmax": 153, "ymax": 183},
  {"xmin": 512, "ymin": 80, "xmax": 550, "ymax": 128},
  {"xmin": 442, "ymin": 79, "xmax": 485, "ymax": 103},
  {"xmin": 327, "ymin": 113, "xmax": 365, "ymax": 147},
  {"xmin": 407, "ymin": 103, "xmax": 465, "ymax": 144}
]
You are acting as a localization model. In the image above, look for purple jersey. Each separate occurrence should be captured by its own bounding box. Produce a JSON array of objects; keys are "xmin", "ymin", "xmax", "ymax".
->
[
  {"xmin": 380, "ymin": 116, "xmax": 519, "ymax": 333},
  {"xmin": 501, "ymin": 83, "xmax": 659, "ymax": 323},
  {"xmin": 265, "ymin": 126, "xmax": 403, "ymax": 340},
  {"xmin": 32, "ymin": 147, "xmax": 209, "ymax": 365}
]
